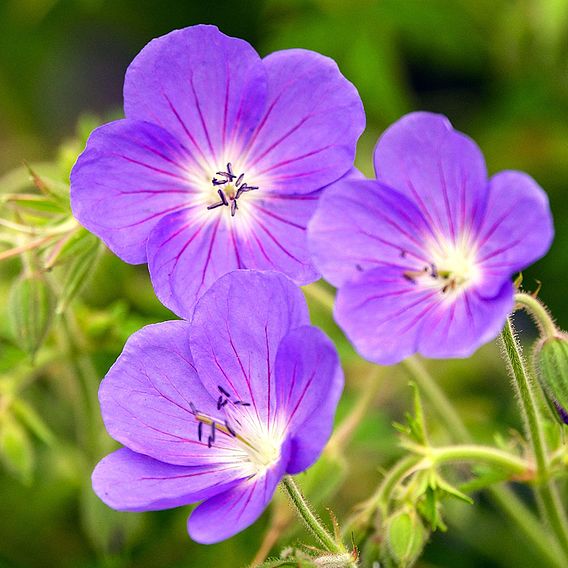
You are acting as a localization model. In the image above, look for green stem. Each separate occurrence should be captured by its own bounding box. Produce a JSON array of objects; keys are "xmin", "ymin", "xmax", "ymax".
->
[
  {"xmin": 500, "ymin": 317, "xmax": 568, "ymax": 559},
  {"xmin": 429, "ymin": 444, "xmax": 529, "ymax": 473},
  {"xmin": 374, "ymin": 445, "xmax": 527, "ymax": 516},
  {"xmin": 375, "ymin": 455, "xmax": 423, "ymax": 516},
  {"xmin": 281, "ymin": 476, "xmax": 349, "ymax": 558},
  {"xmin": 400, "ymin": 356, "xmax": 471, "ymax": 442},
  {"xmin": 515, "ymin": 292, "xmax": 557, "ymax": 339}
]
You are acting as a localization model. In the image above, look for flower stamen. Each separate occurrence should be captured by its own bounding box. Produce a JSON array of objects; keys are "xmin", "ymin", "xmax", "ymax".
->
[{"xmin": 206, "ymin": 162, "xmax": 259, "ymax": 216}]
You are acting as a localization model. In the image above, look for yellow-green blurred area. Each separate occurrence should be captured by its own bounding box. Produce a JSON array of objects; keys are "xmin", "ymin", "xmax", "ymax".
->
[{"xmin": 0, "ymin": 1, "xmax": 567, "ymax": 567}]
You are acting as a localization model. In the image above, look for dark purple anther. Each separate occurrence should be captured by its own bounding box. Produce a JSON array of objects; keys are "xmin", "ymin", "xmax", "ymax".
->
[
  {"xmin": 231, "ymin": 200, "xmax": 238, "ymax": 217},
  {"xmin": 189, "ymin": 402, "xmax": 198, "ymax": 415},
  {"xmin": 235, "ymin": 173, "xmax": 244, "ymax": 187},
  {"xmin": 218, "ymin": 386, "xmax": 231, "ymax": 398},
  {"xmin": 198, "ymin": 421, "xmax": 203, "ymax": 441},
  {"xmin": 207, "ymin": 201, "xmax": 225, "ymax": 210},
  {"xmin": 218, "ymin": 189, "xmax": 228, "ymax": 206}
]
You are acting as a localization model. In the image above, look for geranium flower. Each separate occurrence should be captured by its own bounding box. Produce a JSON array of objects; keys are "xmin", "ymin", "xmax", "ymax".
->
[
  {"xmin": 70, "ymin": 25, "xmax": 364, "ymax": 317},
  {"xmin": 92, "ymin": 270, "xmax": 343, "ymax": 543},
  {"xmin": 308, "ymin": 112, "xmax": 554, "ymax": 364}
]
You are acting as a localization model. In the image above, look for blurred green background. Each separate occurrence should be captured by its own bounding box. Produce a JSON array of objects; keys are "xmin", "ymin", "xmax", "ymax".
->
[{"xmin": 0, "ymin": 1, "xmax": 567, "ymax": 567}]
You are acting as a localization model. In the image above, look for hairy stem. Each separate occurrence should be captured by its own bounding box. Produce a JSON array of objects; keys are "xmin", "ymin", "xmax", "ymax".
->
[
  {"xmin": 281, "ymin": 476, "xmax": 350, "ymax": 559},
  {"xmin": 500, "ymin": 317, "xmax": 568, "ymax": 559},
  {"xmin": 515, "ymin": 292, "xmax": 557, "ymax": 339}
]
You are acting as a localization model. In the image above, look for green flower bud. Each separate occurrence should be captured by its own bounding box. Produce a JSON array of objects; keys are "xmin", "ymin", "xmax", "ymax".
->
[
  {"xmin": 8, "ymin": 272, "xmax": 55, "ymax": 358},
  {"xmin": 534, "ymin": 333, "xmax": 568, "ymax": 424},
  {"xmin": 385, "ymin": 509, "xmax": 427, "ymax": 568}
]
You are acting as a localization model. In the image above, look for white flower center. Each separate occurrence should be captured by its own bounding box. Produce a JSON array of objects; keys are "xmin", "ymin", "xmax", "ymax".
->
[
  {"xmin": 404, "ymin": 237, "xmax": 480, "ymax": 297},
  {"xmin": 191, "ymin": 390, "xmax": 285, "ymax": 476}
]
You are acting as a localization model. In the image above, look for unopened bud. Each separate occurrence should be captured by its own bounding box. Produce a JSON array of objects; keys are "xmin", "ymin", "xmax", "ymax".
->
[
  {"xmin": 8, "ymin": 271, "xmax": 55, "ymax": 358},
  {"xmin": 385, "ymin": 510, "xmax": 427, "ymax": 568},
  {"xmin": 534, "ymin": 333, "xmax": 568, "ymax": 424}
]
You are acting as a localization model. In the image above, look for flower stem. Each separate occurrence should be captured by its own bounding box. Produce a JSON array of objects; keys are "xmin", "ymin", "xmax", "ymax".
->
[
  {"xmin": 281, "ymin": 476, "xmax": 350, "ymax": 559},
  {"xmin": 500, "ymin": 317, "xmax": 568, "ymax": 559},
  {"xmin": 374, "ymin": 445, "xmax": 527, "ymax": 514},
  {"xmin": 429, "ymin": 444, "xmax": 529, "ymax": 473},
  {"xmin": 515, "ymin": 292, "xmax": 557, "ymax": 339}
]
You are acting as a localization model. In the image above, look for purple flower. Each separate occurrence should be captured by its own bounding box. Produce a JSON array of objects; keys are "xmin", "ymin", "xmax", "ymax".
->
[
  {"xmin": 91, "ymin": 270, "xmax": 343, "ymax": 543},
  {"xmin": 308, "ymin": 112, "xmax": 554, "ymax": 364},
  {"xmin": 70, "ymin": 25, "xmax": 364, "ymax": 317}
]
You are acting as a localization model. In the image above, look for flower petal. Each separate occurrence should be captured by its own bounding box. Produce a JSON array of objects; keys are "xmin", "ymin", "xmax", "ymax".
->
[
  {"xmin": 124, "ymin": 25, "xmax": 267, "ymax": 165},
  {"xmin": 308, "ymin": 179, "xmax": 432, "ymax": 287},
  {"xmin": 70, "ymin": 119, "xmax": 195, "ymax": 263},
  {"xmin": 99, "ymin": 321, "xmax": 225, "ymax": 466},
  {"xmin": 475, "ymin": 171, "xmax": 554, "ymax": 297},
  {"xmin": 187, "ymin": 449, "xmax": 288, "ymax": 544},
  {"xmin": 244, "ymin": 49, "xmax": 365, "ymax": 194},
  {"xmin": 190, "ymin": 270, "xmax": 309, "ymax": 426},
  {"xmin": 147, "ymin": 210, "xmax": 237, "ymax": 318},
  {"xmin": 373, "ymin": 112, "xmax": 488, "ymax": 242},
  {"xmin": 274, "ymin": 326, "xmax": 343, "ymax": 474},
  {"xmin": 92, "ymin": 448, "xmax": 246, "ymax": 512},
  {"xmin": 241, "ymin": 192, "xmax": 322, "ymax": 284},
  {"xmin": 417, "ymin": 282, "xmax": 514, "ymax": 358},
  {"xmin": 335, "ymin": 267, "xmax": 438, "ymax": 365}
]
